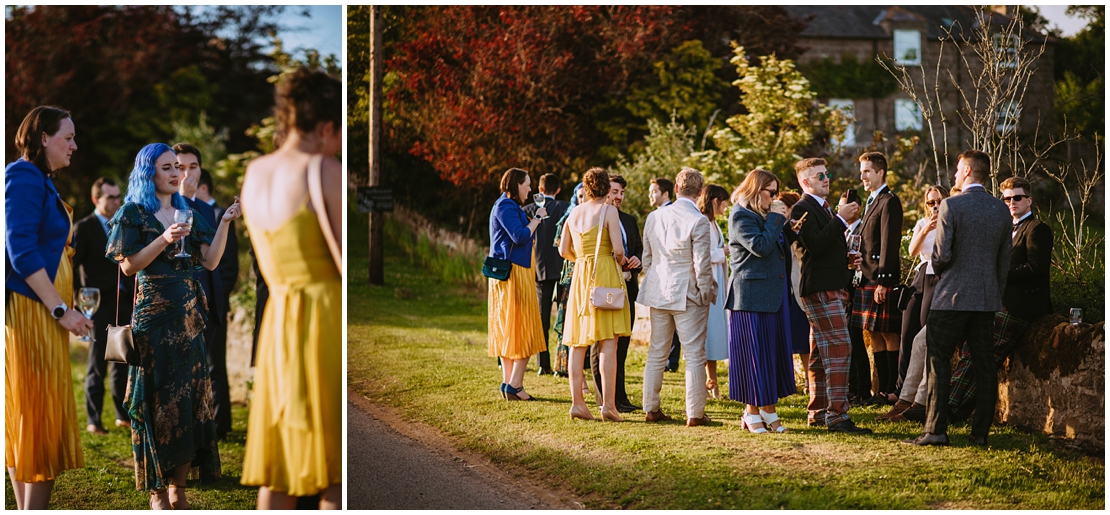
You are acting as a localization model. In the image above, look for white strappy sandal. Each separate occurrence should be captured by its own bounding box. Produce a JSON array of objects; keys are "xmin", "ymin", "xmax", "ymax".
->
[
  {"xmin": 760, "ymin": 409, "xmax": 788, "ymax": 433},
  {"xmin": 742, "ymin": 413, "xmax": 769, "ymax": 434}
]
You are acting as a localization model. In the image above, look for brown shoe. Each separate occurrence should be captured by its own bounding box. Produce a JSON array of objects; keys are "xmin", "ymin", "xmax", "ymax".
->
[
  {"xmin": 878, "ymin": 399, "xmax": 913, "ymax": 420},
  {"xmin": 645, "ymin": 410, "xmax": 672, "ymax": 422},
  {"xmin": 686, "ymin": 415, "xmax": 712, "ymax": 427},
  {"xmin": 115, "ymin": 419, "xmax": 132, "ymax": 429},
  {"xmin": 86, "ymin": 424, "xmax": 108, "ymax": 435}
]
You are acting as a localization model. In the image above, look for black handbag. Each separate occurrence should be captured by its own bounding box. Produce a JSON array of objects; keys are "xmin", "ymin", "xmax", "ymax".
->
[
  {"xmin": 482, "ymin": 239, "xmax": 515, "ymax": 281},
  {"xmin": 895, "ymin": 284, "xmax": 917, "ymax": 312},
  {"xmin": 105, "ymin": 267, "xmax": 139, "ymax": 366}
]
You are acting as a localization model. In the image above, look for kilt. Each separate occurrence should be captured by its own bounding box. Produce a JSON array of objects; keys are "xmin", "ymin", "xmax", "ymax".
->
[
  {"xmin": 850, "ymin": 279, "xmax": 903, "ymax": 333},
  {"xmin": 949, "ymin": 310, "xmax": 1030, "ymax": 418}
]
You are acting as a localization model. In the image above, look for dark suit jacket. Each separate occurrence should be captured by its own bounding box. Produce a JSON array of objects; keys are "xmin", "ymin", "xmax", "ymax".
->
[
  {"xmin": 618, "ymin": 209, "xmax": 642, "ymax": 301},
  {"xmin": 523, "ymin": 198, "xmax": 569, "ymax": 281},
  {"xmin": 930, "ymin": 186, "xmax": 1012, "ymax": 312},
  {"xmin": 790, "ymin": 193, "xmax": 850, "ymax": 296},
  {"xmin": 1003, "ymin": 216, "xmax": 1053, "ymax": 319},
  {"xmin": 186, "ymin": 197, "xmax": 224, "ymax": 323},
  {"xmin": 859, "ymin": 186, "xmax": 903, "ymax": 286},
  {"xmin": 210, "ymin": 200, "xmax": 239, "ymax": 318},
  {"xmin": 72, "ymin": 212, "xmax": 135, "ymax": 327}
]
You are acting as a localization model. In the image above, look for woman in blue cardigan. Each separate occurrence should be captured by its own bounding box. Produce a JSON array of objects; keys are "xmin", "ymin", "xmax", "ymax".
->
[
  {"xmin": 725, "ymin": 169, "xmax": 798, "ymax": 434},
  {"xmin": 5, "ymin": 106, "xmax": 94, "ymax": 509},
  {"xmin": 488, "ymin": 168, "xmax": 548, "ymax": 401}
]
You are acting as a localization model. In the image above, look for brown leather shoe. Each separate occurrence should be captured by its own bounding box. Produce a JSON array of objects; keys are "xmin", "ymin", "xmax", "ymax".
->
[
  {"xmin": 686, "ymin": 415, "xmax": 712, "ymax": 427},
  {"xmin": 878, "ymin": 399, "xmax": 913, "ymax": 420},
  {"xmin": 645, "ymin": 410, "xmax": 672, "ymax": 422}
]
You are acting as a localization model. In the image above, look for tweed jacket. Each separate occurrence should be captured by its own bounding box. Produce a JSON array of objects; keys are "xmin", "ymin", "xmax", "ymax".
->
[
  {"xmin": 859, "ymin": 185, "xmax": 904, "ymax": 286},
  {"xmin": 930, "ymin": 186, "xmax": 1012, "ymax": 312},
  {"xmin": 725, "ymin": 205, "xmax": 788, "ymax": 313},
  {"xmin": 1003, "ymin": 216, "xmax": 1053, "ymax": 319},
  {"xmin": 638, "ymin": 198, "xmax": 715, "ymax": 311}
]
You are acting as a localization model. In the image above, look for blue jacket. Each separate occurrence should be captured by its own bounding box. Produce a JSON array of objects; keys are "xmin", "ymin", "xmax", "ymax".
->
[
  {"xmin": 489, "ymin": 193, "xmax": 534, "ymax": 268},
  {"xmin": 5, "ymin": 159, "xmax": 71, "ymax": 302},
  {"xmin": 725, "ymin": 205, "xmax": 787, "ymax": 313}
]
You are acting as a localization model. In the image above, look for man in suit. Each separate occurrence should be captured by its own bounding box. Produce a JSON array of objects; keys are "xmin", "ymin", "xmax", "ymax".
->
[
  {"xmin": 648, "ymin": 177, "xmax": 684, "ymax": 374},
  {"xmin": 790, "ymin": 157, "xmax": 871, "ymax": 435},
  {"xmin": 947, "ymin": 175, "xmax": 1052, "ymax": 421},
  {"xmin": 639, "ymin": 168, "xmax": 716, "ymax": 426},
  {"xmin": 904, "ymin": 149, "xmax": 1012, "ymax": 447},
  {"xmin": 851, "ymin": 152, "xmax": 904, "ymax": 405},
  {"xmin": 174, "ymin": 143, "xmax": 233, "ymax": 440},
  {"xmin": 589, "ymin": 174, "xmax": 642, "ymax": 412},
  {"xmin": 73, "ymin": 177, "xmax": 135, "ymax": 435},
  {"xmin": 523, "ymin": 173, "xmax": 569, "ymax": 376}
]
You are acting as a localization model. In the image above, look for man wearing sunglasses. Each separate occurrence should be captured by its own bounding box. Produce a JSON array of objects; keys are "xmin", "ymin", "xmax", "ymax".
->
[
  {"xmin": 905, "ymin": 149, "xmax": 1011, "ymax": 447},
  {"xmin": 790, "ymin": 157, "xmax": 871, "ymax": 435},
  {"xmin": 946, "ymin": 175, "xmax": 1053, "ymax": 424}
]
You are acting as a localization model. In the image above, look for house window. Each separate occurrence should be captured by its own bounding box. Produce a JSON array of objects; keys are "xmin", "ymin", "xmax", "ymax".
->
[
  {"xmin": 828, "ymin": 99, "xmax": 856, "ymax": 147},
  {"xmin": 996, "ymin": 101, "xmax": 1020, "ymax": 132},
  {"xmin": 993, "ymin": 33, "xmax": 1019, "ymax": 68},
  {"xmin": 894, "ymin": 29, "xmax": 921, "ymax": 65},
  {"xmin": 894, "ymin": 99, "xmax": 922, "ymax": 131}
]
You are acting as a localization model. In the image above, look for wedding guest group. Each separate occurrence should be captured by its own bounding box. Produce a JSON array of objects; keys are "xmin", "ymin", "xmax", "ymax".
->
[{"xmin": 487, "ymin": 146, "xmax": 1049, "ymax": 449}]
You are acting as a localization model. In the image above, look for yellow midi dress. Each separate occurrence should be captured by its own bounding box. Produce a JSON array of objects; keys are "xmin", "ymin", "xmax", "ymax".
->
[
  {"xmin": 5, "ymin": 203, "xmax": 84, "ymax": 482},
  {"xmin": 241, "ymin": 201, "xmax": 342, "ymax": 496},
  {"xmin": 487, "ymin": 249, "xmax": 547, "ymax": 360},
  {"xmin": 562, "ymin": 226, "xmax": 631, "ymax": 347}
]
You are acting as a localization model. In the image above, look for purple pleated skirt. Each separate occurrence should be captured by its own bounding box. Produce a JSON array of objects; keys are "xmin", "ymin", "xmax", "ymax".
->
[{"xmin": 727, "ymin": 277, "xmax": 798, "ymax": 406}]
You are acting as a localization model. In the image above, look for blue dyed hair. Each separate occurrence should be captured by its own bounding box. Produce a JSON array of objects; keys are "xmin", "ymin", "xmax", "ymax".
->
[{"xmin": 124, "ymin": 143, "xmax": 188, "ymax": 214}]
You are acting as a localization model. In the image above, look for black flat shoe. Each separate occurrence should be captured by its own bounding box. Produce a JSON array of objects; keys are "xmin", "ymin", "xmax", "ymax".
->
[
  {"xmin": 902, "ymin": 432, "xmax": 949, "ymax": 446},
  {"xmin": 967, "ymin": 435, "xmax": 988, "ymax": 447},
  {"xmin": 827, "ymin": 420, "xmax": 872, "ymax": 435},
  {"xmin": 616, "ymin": 403, "xmax": 641, "ymax": 413}
]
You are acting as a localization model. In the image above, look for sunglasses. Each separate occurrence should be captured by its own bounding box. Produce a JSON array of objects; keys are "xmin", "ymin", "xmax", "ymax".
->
[
  {"xmin": 810, "ymin": 172, "xmax": 831, "ymax": 181},
  {"xmin": 762, "ymin": 188, "xmax": 779, "ymax": 197},
  {"xmin": 1002, "ymin": 195, "xmax": 1028, "ymax": 203},
  {"xmin": 925, "ymin": 200, "xmax": 940, "ymax": 207}
]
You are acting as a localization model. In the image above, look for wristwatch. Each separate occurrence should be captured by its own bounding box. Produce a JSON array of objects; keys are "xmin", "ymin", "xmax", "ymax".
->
[
  {"xmin": 51, "ymin": 302, "xmax": 68, "ymax": 320},
  {"xmin": 533, "ymin": 214, "xmax": 543, "ymax": 221}
]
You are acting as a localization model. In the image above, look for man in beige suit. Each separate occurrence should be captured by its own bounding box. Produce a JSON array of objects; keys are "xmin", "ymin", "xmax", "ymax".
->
[{"xmin": 638, "ymin": 168, "xmax": 716, "ymax": 426}]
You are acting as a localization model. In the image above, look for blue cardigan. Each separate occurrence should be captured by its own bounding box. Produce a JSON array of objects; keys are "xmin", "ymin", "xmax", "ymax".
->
[
  {"xmin": 725, "ymin": 205, "xmax": 788, "ymax": 313},
  {"xmin": 489, "ymin": 193, "xmax": 534, "ymax": 268},
  {"xmin": 5, "ymin": 159, "xmax": 71, "ymax": 303}
]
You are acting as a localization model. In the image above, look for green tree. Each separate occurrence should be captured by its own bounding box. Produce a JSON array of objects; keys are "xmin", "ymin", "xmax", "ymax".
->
[
  {"xmin": 612, "ymin": 117, "xmax": 701, "ymax": 226},
  {"xmin": 1054, "ymin": 6, "xmax": 1104, "ymax": 136}
]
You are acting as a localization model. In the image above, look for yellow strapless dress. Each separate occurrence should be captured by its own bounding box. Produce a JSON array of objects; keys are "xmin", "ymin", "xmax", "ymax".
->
[
  {"xmin": 241, "ymin": 202, "xmax": 342, "ymax": 496},
  {"xmin": 561, "ymin": 226, "xmax": 631, "ymax": 348}
]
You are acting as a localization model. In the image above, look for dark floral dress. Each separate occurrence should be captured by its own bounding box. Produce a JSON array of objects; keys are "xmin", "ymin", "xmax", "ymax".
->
[{"xmin": 105, "ymin": 202, "xmax": 221, "ymax": 491}]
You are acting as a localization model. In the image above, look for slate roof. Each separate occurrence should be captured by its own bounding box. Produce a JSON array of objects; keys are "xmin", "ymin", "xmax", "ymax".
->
[{"xmin": 785, "ymin": 5, "xmax": 1053, "ymax": 43}]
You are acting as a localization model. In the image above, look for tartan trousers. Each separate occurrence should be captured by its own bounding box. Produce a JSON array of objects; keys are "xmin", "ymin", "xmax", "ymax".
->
[
  {"xmin": 949, "ymin": 310, "xmax": 1031, "ymax": 419},
  {"xmin": 799, "ymin": 289, "xmax": 853, "ymax": 426},
  {"xmin": 925, "ymin": 309, "xmax": 996, "ymax": 438}
]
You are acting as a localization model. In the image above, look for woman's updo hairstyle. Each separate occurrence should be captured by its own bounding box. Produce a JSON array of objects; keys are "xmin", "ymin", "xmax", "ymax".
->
[
  {"xmin": 274, "ymin": 67, "xmax": 341, "ymax": 136},
  {"xmin": 582, "ymin": 167, "xmax": 610, "ymax": 200},
  {"xmin": 15, "ymin": 105, "xmax": 71, "ymax": 175}
]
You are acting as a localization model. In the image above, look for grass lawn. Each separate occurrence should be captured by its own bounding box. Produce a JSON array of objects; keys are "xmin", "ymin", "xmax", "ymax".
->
[
  {"xmin": 347, "ymin": 213, "xmax": 1104, "ymax": 510},
  {"xmin": 4, "ymin": 341, "xmax": 258, "ymax": 509}
]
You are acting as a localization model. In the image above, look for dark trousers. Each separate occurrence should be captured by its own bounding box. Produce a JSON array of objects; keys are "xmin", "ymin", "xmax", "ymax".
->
[
  {"xmin": 86, "ymin": 322, "xmax": 129, "ymax": 428},
  {"xmin": 898, "ymin": 270, "xmax": 937, "ymax": 387},
  {"xmin": 924, "ymin": 309, "xmax": 996, "ymax": 439},
  {"xmin": 592, "ymin": 298, "xmax": 634, "ymax": 406},
  {"xmin": 535, "ymin": 279, "xmax": 558, "ymax": 370},
  {"xmin": 667, "ymin": 332, "xmax": 681, "ymax": 370},
  {"xmin": 845, "ymin": 284, "xmax": 870, "ymax": 398},
  {"xmin": 206, "ymin": 321, "xmax": 232, "ymax": 438}
]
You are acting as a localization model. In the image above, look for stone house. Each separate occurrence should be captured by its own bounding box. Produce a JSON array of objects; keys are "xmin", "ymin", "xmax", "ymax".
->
[{"xmin": 785, "ymin": 5, "xmax": 1056, "ymax": 164}]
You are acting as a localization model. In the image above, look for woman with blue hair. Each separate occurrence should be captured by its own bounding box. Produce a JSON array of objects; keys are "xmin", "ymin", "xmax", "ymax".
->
[{"xmin": 106, "ymin": 142, "xmax": 241, "ymax": 509}]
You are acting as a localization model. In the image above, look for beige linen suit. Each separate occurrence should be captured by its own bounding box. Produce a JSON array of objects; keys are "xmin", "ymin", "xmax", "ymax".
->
[{"xmin": 638, "ymin": 198, "xmax": 716, "ymax": 419}]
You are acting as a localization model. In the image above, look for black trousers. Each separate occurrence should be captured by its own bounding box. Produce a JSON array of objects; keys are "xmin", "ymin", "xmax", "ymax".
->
[
  {"xmin": 667, "ymin": 332, "xmax": 681, "ymax": 370},
  {"xmin": 206, "ymin": 320, "xmax": 232, "ymax": 438},
  {"xmin": 86, "ymin": 319, "xmax": 129, "ymax": 428},
  {"xmin": 845, "ymin": 283, "xmax": 871, "ymax": 398},
  {"xmin": 591, "ymin": 297, "xmax": 634, "ymax": 406},
  {"xmin": 924, "ymin": 309, "xmax": 996, "ymax": 438},
  {"xmin": 535, "ymin": 279, "xmax": 558, "ymax": 370},
  {"xmin": 898, "ymin": 270, "xmax": 937, "ymax": 387}
]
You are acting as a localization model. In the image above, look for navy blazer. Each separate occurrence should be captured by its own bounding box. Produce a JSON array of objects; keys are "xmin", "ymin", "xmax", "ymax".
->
[
  {"xmin": 725, "ymin": 205, "xmax": 788, "ymax": 313},
  {"xmin": 5, "ymin": 160, "xmax": 70, "ymax": 302},
  {"xmin": 489, "ymin": 193, "xmax": 534, "ymax": 269},
  {"xmin": 524, "ymin": 198, "xmax": 569, "ymax": 281},
  {"xmin": 186, "ymin": 197, "xmax": 225, "ymax": 323}
]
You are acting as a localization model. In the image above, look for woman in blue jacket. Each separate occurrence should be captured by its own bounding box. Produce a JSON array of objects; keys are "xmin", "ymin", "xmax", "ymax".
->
[
  {"xmin": 5, "ymin": 106, "xmax": 94, "ymax": 510},
  {"xmin": 725, "ymin": 169, "xmax": 797, "ymax": 434},
  {"xmin": 488, "ymin": 168, "xmax": 548, "ymax": 401}
]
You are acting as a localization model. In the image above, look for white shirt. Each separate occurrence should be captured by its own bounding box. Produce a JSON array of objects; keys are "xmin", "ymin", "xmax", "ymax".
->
[
  {"xmin": 1013, "ymin": 211, "xmax": 1033, "ymax": 238},
  {"xmin": 805, "ymin": 192, "xmax": 850, "ymax": 228},
  {"xmin": 913, "ymin": 217, "xmax": 937, "ymax": 274},
  {"xmin": 867, "ymin": 184, "xmax": 888, "ymax": 205}
]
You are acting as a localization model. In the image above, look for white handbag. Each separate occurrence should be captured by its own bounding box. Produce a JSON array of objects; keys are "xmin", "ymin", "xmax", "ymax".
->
[{"xmin": 588, "ymin": 204, "xmax": 626, "ymax": 311}]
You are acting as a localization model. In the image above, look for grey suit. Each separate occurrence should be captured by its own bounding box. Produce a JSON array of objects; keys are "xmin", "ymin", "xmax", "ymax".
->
[{"xmin": 924, "ymin": 185, "xmax": 1012, "ymax": 439}]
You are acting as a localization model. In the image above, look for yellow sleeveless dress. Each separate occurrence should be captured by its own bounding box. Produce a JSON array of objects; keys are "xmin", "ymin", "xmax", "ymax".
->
[
  {"xmin": 241, "ymin": 201, "xmax": 342, "ymax": 496},
  {"xmin": 561, "ymin": 225, "xmax": 631, "ymax": 348},
  {"xmin": 5, "ymin": 203, "xmax": 84, "ymax": 482}
]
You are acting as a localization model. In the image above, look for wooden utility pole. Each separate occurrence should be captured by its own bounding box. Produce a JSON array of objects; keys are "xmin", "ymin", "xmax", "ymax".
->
[{"xmin": 368, "ymin": 5, "xmax": 385, "ymax": 285}]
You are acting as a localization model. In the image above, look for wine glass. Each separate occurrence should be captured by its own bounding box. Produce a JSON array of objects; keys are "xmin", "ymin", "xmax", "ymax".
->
[
  {"xmin": 847, "ymin": 234, "xmax": 862, "ymax": 270},
  {"xmin": 533, "ymin": 193, "xmax": 547, "ymax": 219},
  {"xmin": 76, "ymin": 287, "xmax": 100, "ymax": 343},
  {"xmin": 173, "ymin": 209, "xmax": 193, "ymax": 259}
]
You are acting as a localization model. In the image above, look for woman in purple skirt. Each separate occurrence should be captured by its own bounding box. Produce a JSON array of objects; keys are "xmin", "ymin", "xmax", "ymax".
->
[{"xmin": 724, "ymin": 169, "xmax": 797, "ymax": 433}]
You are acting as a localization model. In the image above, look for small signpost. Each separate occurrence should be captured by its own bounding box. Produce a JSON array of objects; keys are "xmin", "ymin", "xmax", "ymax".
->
[{"xmin": 357, "ymin": 186, "xmax": 394, "ymax": 213}]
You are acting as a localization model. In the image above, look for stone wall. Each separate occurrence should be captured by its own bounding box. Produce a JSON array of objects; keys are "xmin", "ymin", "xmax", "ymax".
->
[
  {"xmin": 227, "ymin": 303, "xmax": 256, "ymax": 404},
  {"xmin": 996, "ymin": 315, "xmax": 1105, "ymax": 450}
]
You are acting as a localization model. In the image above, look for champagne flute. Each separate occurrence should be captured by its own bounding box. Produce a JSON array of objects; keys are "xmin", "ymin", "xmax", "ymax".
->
[
  {"xmin": 76, "ymin": 287, "xmax": 100, "ymax": 343},
  {"xmin": 173, "ymin": 209, "xmax": 193, "ymax": 259},
  {"xmin": 847, "ymin": 234, "xmax": 862, "ymax": 270},
  {"xmin": 533, "ymin": 193, "xmax": 547, "ymax": 219}
]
